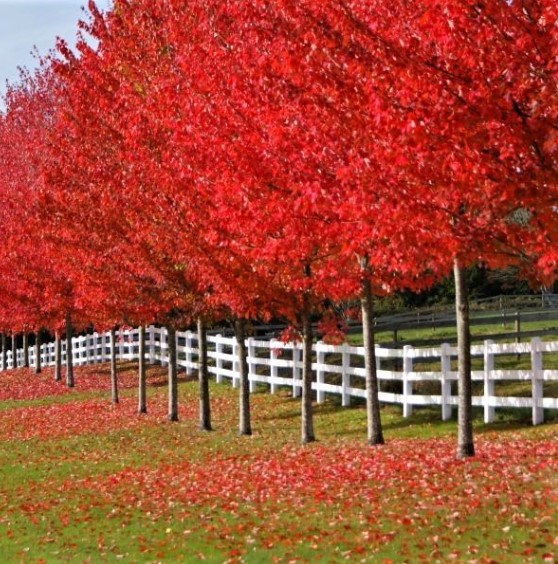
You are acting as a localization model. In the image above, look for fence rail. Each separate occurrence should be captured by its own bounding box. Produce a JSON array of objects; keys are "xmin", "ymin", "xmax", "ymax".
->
[{"xmin": 2, "ymin": 326, "xmax": 558, "ymax": 426}]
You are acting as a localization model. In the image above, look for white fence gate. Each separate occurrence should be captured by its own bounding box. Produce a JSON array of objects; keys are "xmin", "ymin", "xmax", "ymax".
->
[{"xmin": 3, "ymin": 327, "xmax": 558, "ymax": 425}]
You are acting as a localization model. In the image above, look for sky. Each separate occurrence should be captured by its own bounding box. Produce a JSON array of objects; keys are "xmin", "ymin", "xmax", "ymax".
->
[{"xmin": 0, "ymin": 0, "xmax": 112, "ymax": 98}]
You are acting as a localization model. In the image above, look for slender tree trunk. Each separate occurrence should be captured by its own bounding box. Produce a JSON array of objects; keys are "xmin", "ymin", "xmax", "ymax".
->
[
  {"xmin": 65, "ymin": 313, "xmax": 74, "ymax": 388},
  {"xmin": 167, "ymin": 326, "xmax": 178, "ymax": 421},
  {"xmin": 454, "ymin": 259, "xmax": 475, "ymax": 459},
  {"xmin": 110, "ymin": 328, "xmax": 119, "ymax": 404},
  {"xmin": 35, "ymin": 331, "xmax": 42, "ymax": 374},
  {"xmin": 361, "ymin": 271, "xmax": 385, "ymax": 445},
  {"xmin": 198, "ymin": 317, "xmax": 212, "ymax": 431},
  {"xmin": 23, "ymin": 333, "xmax": 29, "ymax": 368},
  {"xmin": 54, "ymin": 331, "xmax": 62, "ymax": 382},
  {"xmin": 235, "ymin": 319, "xmax": 252, "ymax": 436},
  {"xmin": 11, "ymin": 334, "xmax": 17, "ymax": 369},
  {"xmin": 1, "ymin": 333, "xmax": 6, "ymax": 371},
  {"xmin": 301, "ymin": 307, "xmax": 316, "ymax": 444},
  {"xmin": 138, "ymin": 325, "xmax": 147, "ymax": 414}
]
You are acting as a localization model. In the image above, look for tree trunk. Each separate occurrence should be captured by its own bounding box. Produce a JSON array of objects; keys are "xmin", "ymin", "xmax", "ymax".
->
[
  {"xmin": 1, "ymin": 333, "xmax": 6, "ymax": 371},
  {"xmin": 301, "ymin": 307, "xmax": 316, "ymax": 444},
  {"xmin": 110, "ymin": 328, "xmax": 119, "ymax": 404},
  {"xmin": 138, "ymin": 325, "xmax": 147, "ymax": 414},
  {"xmin": 54, "ymin": 331, "xmax": 62, "ymax": 382},
  {"xmin": 23, "ymin": 333, "xmax": 29, "ymax": 368},
  {"xmin": 167, "ymin": 326, "xmax": 178, "ymax": 421},
  {"xmin": 11, "ymin": 334, "xmax": 17, "ymax": 369},
  {"xmin": 35, "ymin": 331, "xmax": 42, "ymax": 374},
  {"xmin": 235, "ymin": 319, "xmax": 252, "ymax": 436},
  {"xmin": 454, "ymin": 259, "xmax": 475, "ymax": 459},
  {"xmin": 197, "ymin": 317, "xmax": 212, "ymax": 431},
  {"xmin": 65, "ymin": 313, "xmax": 74, "ymax": 388},
  {"xmin": 361, "ymin": 272, "xmax": 385, "ymax": 445}
]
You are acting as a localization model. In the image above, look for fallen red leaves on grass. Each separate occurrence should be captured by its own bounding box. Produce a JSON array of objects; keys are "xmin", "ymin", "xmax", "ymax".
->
[
  {"xmin": 0, "ymin": 365, "xmax": 167, "ymax": 401},
  {"xmin": 73, "ymin": 436, "xmax": 558, "ymax": 512},
  {"xmin": 0, "ymin": 396, "xmax": 172, "ymax": 441},
  {"xmin": 44, "ymin": 435, "xmax": 558, "ymax": 559},
  {"xmin": 0, "ymin": 366, "xmax": 556, "ymax": 560}
]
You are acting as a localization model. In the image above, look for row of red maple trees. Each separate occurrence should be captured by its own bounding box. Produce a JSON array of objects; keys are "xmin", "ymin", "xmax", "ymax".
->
[{"xmin": 0, "ymin": 0, "xmax": 557, "ymax": 458}]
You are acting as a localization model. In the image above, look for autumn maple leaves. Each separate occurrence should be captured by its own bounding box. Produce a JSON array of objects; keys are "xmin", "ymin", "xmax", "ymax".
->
[{"xmin": 0, "ymin": 0, "xmax": 557, "ymax": 456}]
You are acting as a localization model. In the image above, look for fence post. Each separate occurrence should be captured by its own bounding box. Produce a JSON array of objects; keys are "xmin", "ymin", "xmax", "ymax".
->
[
  {"xmin": 105, "ymin": 331, "xmax": 111, "ymax": 363},
  {"xmin": 248, "ymin": 337, "xmax": 256, "ymax": 393},
  {"xmin": 124, "ymin": 329, "xmax": 130, "ymax": 360},
  {"xmin": 128, "ymin": 329, "xmax": 134, "ymax": 362},
  {"xmin": 185, "ymin": 330, "xmax": 193, "ymax": 376},
  {"xmin": 530, "ymin": 337, "xmax": 544, "ymax": 425},
  {"xmin": 160, "ymin": 327, "xmax": 167, "ymax": 367},
  {"xmin": 148, "ymin": 326, "xmax": 156, "ymax": 364},
  {"xmin": 316, "ymin": 342, "xmax": 325, "ymax": 404},
  {"xmin": 232, "ymin": 340, "xmax": 239, "ymax": 388},
  {"xmin": 403, "ymin": 345, "xmax": 413, "ymax": 417},
  {"xmin": 72, "ymin": 336, "xmax": 78, "ymax": 366},
  {"xmin": 130, "ymin": 329, "xmax": 135, "ymax": 360},
  {"xmin": 483, "ymin": 340, "xmax": 495, "ymax": 423},
  {"xmin": 82, "ymin": 334, "xmax": 88, "ymax": 365},
  {"xmin": 270, "ymin": 339, "xmax": 279, "ymax": 393},
  {"xmin": 117, "ymin": 329, "xmax": 123, "ymax": 361},
  {"xmin": 214, "ymin": 335, "xmax": 223, "ymax": 384},
  {"xmin": 97, "ymin": 333, "xmax": 105, "ymax": 362},
  {"xmin": 91, "ymin": 332, "xmax": 97, "ymax": 364},
  {"xmin": 99, "ymin": 332, "xmax": 106, "ymax": 363},
  {"xmin": 341, "ymin": 344, "xmax": 351, "ymax": 407},
  {"xmin": 77, "ymin": 335, "xmax": 82, "ymax": 365},
  {"xmin": 292, "ymin": 342, "xmax": 301, "ymax": 398},
  {"xmin": 84, "ymin": 334, "xmax": 90, "ymax": 365},
  {"xmin": 73, "ymin": 336, "xmax": 79, "ymax": 365},
  {"xmin": 440, "ymin": 343, "xmax": 452, "ymax": 421}
]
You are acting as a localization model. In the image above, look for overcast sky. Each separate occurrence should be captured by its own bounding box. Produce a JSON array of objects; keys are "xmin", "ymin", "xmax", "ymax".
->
[{"xmin": 0, "ymin": 0, "xmax": 112, "ymax": 96}]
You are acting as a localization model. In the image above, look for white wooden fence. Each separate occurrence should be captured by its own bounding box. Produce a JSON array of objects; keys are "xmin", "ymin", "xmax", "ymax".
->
[{"xmin": 3, "ymin": 327, "xmax": 558, "ymax": 425}]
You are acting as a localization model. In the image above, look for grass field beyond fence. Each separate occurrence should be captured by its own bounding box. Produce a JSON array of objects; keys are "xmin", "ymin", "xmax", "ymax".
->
[{"xmin": 0, "ymin": 363, "xmax": 556, "ymax": 562}]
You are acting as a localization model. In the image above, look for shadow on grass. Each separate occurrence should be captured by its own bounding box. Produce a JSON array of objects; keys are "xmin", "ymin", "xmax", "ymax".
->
[{"xmin": 318, "ymin": 401, "xmax": 558, "ymax": 439}]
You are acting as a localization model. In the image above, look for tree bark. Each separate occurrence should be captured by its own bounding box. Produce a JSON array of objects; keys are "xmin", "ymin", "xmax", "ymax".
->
[
  {"xmin": 138, "ymin": 325, "xmax": 147, "ymax": 414},
  {"xmin": 23, "ymin": 333, "xmax": 29, "ymax": 368},
  {"xmin": 65, "ymin": 313, "xmax": 74, "ymax": 388},
  {"xmin": 35, "ymin": 331, "xmax": 42, "ymax": 374},
  {"xmin": 454, "ymin": 259, "xmax": 475, "ymax": 459},
  {"xmin": 235, "ymin": 319, "xmax": 252, "ymax": 436},
  {"xmin": 167, "ymin": 326, "xmax": 178, "ymax": 421},
  {"xmin": 11, "ymin": 334, "xmax": 17, "ymax": 369},
  {"xmin": 1, "ymin": 333, "xmax": 6, "ymax": 371},
  {"xmin": 110, "ymin": 328, "xmax": 119, "ymax": 404},
  {"xmin": 361, "ymin": 271, "xmax": 385, "ymax": 445},
  {"xmin": 198, "ymin": 317, "xmax": 212, "ymax": 431},
  {"xmin": 301, "ymin": 307, "xmax": 316, "ymax": 444},
  {"xmin": 54, "ymin": 331, "xmax": 62, "ymax": 382}
]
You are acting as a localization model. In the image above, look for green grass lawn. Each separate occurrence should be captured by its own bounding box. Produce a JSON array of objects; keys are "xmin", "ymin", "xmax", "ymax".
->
[
  {"xmin": 364, "ymin": 318, "xmax": 558, "ymax": 346},
  {"xmin": 0, "ymin": 364, "xmax": 556, "ymax": 562}
]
